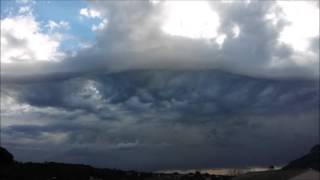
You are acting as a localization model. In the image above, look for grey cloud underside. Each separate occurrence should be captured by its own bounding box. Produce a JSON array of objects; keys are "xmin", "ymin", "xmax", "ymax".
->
[{"xmin": 2, "ymin": 70, "xmax": 319, "ymax": 170}]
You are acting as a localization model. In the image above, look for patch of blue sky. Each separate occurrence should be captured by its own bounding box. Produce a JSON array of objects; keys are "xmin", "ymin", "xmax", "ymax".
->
[{"xmin": 1, "ymin": 0, "xmax": 21, "ymax": 18}]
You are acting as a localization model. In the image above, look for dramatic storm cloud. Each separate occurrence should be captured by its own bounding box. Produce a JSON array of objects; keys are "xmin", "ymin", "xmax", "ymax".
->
[{"xmin": 1, "ymin": 0, "xmax": 319, "ymax": 171}]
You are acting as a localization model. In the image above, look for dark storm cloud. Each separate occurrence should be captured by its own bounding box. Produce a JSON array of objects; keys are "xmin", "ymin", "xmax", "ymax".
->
[
  {"xmin": 1, "ymin": 0, "xmax": 319, "ymax": 172},
  {"xmin": 4, "ymin": 70, "xmax": 318, "ymax": 115},
  {"xmin": 2, "ymin": 70, "xmax": 319, "ymax": 170}
]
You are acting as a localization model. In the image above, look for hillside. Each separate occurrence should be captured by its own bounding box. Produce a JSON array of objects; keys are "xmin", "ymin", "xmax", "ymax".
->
[{"xmin": 283, "ymin": 144, "xmax": 320, "ymax": 171}]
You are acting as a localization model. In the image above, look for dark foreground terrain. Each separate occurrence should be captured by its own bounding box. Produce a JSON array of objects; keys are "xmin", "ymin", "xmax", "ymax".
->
[
  {"xmin": 1, "ymin": 145, "xmax": 319, "ymax": 180},
  {"xmin": 0, "ymin": 147, "xmax": 230, "ymax": 180}
]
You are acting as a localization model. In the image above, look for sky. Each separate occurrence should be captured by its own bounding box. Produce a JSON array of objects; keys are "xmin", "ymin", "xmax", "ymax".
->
[{"xmin": 0, "ymin": 0, "xmax": 319, "ymax": 171}]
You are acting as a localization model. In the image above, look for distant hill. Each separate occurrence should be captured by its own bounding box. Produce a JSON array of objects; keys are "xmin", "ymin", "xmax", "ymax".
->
[{"xmin": 283, "ymin": 144, "xmax": 320, "ymax": 171}]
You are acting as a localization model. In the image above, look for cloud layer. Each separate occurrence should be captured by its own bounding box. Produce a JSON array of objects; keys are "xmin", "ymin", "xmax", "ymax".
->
[
  {"xmin": 1, "ymin": 0, "xmax": 319, "ymax": 171},
  {"xmin": 2, "ymin": 70, "xmax": 319, "ymax": 170},
  {"xmin": 1, "ymin": 1, "xmax": 319, "ymax": 80}
]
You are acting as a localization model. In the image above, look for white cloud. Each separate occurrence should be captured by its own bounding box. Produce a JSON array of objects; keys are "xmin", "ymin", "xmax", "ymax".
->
[
  {"xmin": 276, "ymin": 1, "xmax": 319, "ymax": 52},
  {"xmin": 80, "ymin": 8, "xmax": 108, "ymax": 32},
  {"xmin": 1, "ymin": 14, "xmax": 65, "ymax": 63},
  {"xmin": 18, "ymin": 6, "xmax": 32, "ymax": 14},
  {"xmin": 91, "ymin": 19, "xmax": 108, "ymax": 32},
  {"xmin": 80, "ymin": 8, "xmax": 102, "ymax": 18},
  {"xmin": 263, "ymin": 1, "xmax": 319, "ymax": 72},
  {"xmin": 161, "ymin": 1, "xmax": 221, "ymax": 39},
  {"xmin": 46, "ymin": 20, "xmax": 70, "ymax": 32}
]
